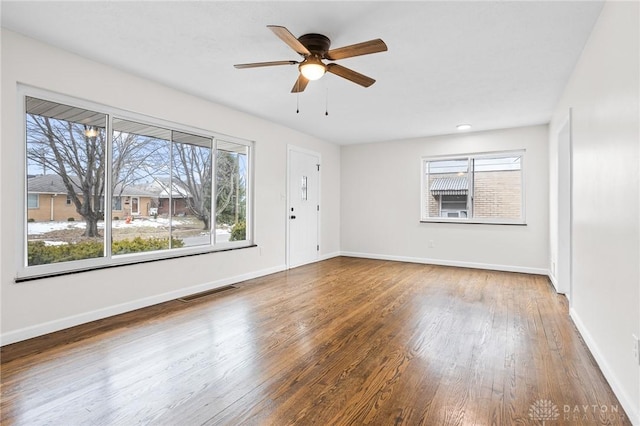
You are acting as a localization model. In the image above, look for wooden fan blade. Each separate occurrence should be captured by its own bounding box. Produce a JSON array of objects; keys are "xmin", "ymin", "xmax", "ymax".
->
[
  {"xmin": 234, "ymin": 60, "xmax": 299, "ymax": 69},
  {"xmin": 326, "ymin": 63, "xmax": 376, "ymax": 87},
  {"xmin": 267, "ymin": 25, "xmax": 311, "ymax": 56},
  {"xmin": 291, "ymin": 74, "xmax": 310, "ymax": 93},
  {"xmin": 325, "ymin": 39, "xmax": 387, "ymax": 60}
]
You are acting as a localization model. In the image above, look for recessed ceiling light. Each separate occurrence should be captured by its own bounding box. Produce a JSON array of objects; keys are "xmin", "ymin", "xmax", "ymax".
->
[{"xmin": 456, "ymin": 124, "xmax": 472, "ymax": 131}]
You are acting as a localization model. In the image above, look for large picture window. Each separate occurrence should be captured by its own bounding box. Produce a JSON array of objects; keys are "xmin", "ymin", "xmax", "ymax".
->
[
  {"xmin": 22, "ymin": 92, "xmax": 253, "ymax": 279},
  {"xmin": 421, "ymin": 151, "xmax": 524, "ymax": 224}
]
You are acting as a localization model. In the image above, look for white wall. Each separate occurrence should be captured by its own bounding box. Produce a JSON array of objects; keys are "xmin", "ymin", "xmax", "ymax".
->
[
  {"xmin": 341, "ymin": 125, "xmax": 549, "ymax": 274},
  {"xmin": 0, "ymin": 29, "xmax": 340, "ymax": 344},
  {"xmin": 549, "ymin": 1, "xmax": 639, "ymax": 422}
]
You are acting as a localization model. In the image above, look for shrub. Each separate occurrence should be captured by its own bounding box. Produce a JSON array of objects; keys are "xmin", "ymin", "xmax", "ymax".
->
[
  {"xmin": 113, "ymin": 216, "xmax": 120, "ymax": 221},
  {"xmin": 27, "ymin": 237, "xmax": 184, "ymax": 265},
  {"xmin": 27, "ymin": 240, "xmax": 103, "ymax": 266},
  {"xmin": 112, "ymin": 236, "xmax": 184, "ymax": 255},
  {"xmin": 27, "ymin": 218, "xmax": 35, "ymax": 223},
  {"xmin": 229, "ymin": 221, "xmax": 246, "ymax": 241},
  {"xmin": 67, "ymin": 217, "xmax": 75, "ymax": 222}
]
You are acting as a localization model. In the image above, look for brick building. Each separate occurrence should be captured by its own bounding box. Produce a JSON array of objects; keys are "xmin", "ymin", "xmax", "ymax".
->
[
  {"xmin": 27, "ymin": 174, "xmax": 158, "ymax": 222},
  {"xmin": 425, "ymin": 170, "xmax": 521, "ymax": 219}
]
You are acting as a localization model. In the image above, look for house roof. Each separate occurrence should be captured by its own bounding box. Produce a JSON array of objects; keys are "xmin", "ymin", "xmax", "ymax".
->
[
  {"xmin": 27, "ymin": 174, "xmax": 158, "ymax": 197},
  {"xmin": 27, "ymin": 174, "xmax": 78, "ymax": 194},
  {"xmin": 430, "ymin": 177, "xmax": 468, "ymax": 195},
  {"xmin": 142, "ymin": 178, "xmax": 192, "ymax": 199}
]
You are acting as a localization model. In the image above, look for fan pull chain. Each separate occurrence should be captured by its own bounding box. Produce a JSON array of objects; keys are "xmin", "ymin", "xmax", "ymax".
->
[
  {"xmin": 325, "ymin": 88, "xmax": 329, "ymax": 116},
  {"xmin": 296, "ymin": 92, "xmax": 300, "ymax": 114}
]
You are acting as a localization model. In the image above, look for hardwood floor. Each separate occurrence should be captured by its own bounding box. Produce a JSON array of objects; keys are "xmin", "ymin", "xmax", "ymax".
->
[{"xmin": 0, "ymin": 257, "xmax": 630, "ymax": 425}]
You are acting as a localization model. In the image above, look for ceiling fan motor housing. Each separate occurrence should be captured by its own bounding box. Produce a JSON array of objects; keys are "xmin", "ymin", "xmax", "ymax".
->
[{"xmin": 298, "ymin": 33, "xmax": 331, "ymax": 56}]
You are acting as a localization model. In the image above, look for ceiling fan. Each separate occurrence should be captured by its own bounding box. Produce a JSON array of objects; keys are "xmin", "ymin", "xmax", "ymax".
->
[{"xmin": 234, "ymin": 25, "xmax": 388, "ymax": 93}]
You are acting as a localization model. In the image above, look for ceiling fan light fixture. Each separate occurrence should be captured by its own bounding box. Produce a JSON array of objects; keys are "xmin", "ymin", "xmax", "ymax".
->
[
  {"xmin": 84, "ymin": 126, "xmax": 99, "ymax": 138},
  {"xmin": 299, "ymin": 56, "xmax": 326, "ymax": 81}
]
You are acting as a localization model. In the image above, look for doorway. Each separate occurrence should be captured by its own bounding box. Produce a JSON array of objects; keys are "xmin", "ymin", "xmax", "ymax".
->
[{"xmin": 287, "ymin": 147, "xmax": 320, "ymax": 268}]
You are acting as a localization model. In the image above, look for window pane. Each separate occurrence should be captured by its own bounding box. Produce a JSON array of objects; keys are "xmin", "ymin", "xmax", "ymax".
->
[
  {"xmin": 424, "ymin": 158, "xmax": 469, "ymax": 219},
  {"xmin": 27, "ymin": 193, "xmax": 39, "ymax": 209},
  {"xmin": 472, "ymin": 155, "xmax": 522, "ymax": 219},
  {"xmin": 216, "ymin": 141, "xmax": 249, "ymax": 242},
  {"xmin": 171, "ymin": 131, "xmax": 213, "ymax": 248},
  {"xmin": 112, "ymin": 196, "xmax": 122, "ymax": 211},
  {"xmin": 112, "ymin": 118, "xmax": 172, "ymax": 255},
  {"xmin": 25, "ymin": 97, "xmax": 107, "ymax": 265}
]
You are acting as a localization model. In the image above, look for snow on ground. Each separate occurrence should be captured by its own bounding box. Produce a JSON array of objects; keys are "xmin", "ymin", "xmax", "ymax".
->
[
  {"xmin": 111, "ymin": 217, "xmax": 178, "ymax": 229},
  {"xmin": 28, "ymin": 218, "xmax": 230, "ymax": 235},
  {"xmin": 28, "ymin": 221, "xmax": 85, "ymax": 235},
  {"xmin": 42, "ymin": 240, "xmax": 68, "ymax": 246}
]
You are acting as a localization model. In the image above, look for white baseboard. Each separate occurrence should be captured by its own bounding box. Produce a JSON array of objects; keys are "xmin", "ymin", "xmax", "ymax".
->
[
  {"xmin": 547, "ymin": 272, "xmax": 570, "ymax": 297},
  {"xmin": 340, "ymin": 251, "xmax": 549, "ymax": 276},
  {"xmin": 288, "ymin": 252, "xmax": 341, "ymax": 269},
  {"xmin": 548, "ymin": 272, "xmax": 559, "ymax": 290},
  {"xmin": 570, "ymin": 308, "xmax": 640, "ymax": 426},
  {"xmin": 319, "ymin": 251, "xmax": 341, "ymax": 261},
  {"xmin": 0, "ymin": 264, "xmax": 287, "ymax": 346}
]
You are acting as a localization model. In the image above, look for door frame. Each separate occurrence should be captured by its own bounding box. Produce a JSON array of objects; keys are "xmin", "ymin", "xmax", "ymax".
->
[
  {"xmin": 286, "ymin": 145, "xmax": 321, "ymax": 269},
  {"xmin": 556, "ymin": 109, "xmax": 573, "ymax": 301}
]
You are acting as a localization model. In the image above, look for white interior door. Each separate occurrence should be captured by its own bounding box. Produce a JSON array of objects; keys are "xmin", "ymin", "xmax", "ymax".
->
[{"xmin": 288, "ymin": 148, "xmax": 320, "ymax": 268}]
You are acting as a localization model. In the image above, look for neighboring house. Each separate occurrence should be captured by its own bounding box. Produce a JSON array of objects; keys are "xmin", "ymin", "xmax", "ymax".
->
[
  {"xmin": 157, "ymin": 196, "xmax": 191, "ymax": 217},
  {"xmin": 142, "ymin": 178, "xmax": 194, "ymax": 217},
  {"xmin": 27, "ymin": 174, "xmax": 158, "ymax": 222}
]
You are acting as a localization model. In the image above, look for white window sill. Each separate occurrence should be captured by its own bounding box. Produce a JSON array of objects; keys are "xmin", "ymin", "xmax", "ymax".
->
[{"xmin": 420, "ymin": 219, "xmax": 526, "ymax": 226}]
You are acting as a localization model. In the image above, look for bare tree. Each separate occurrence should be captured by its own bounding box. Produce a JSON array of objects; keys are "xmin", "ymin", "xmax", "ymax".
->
[
  {"xmin": 27, "ymin": 115, "xmax": 166, "ymax": 236},
  {"xmin": 172, "ymin": 142, "xmax": 212, "ymax": 230},
  {"xmin": 27, "ymin": 115, "xmax": 105, "ymax": 237},
  {"xmin": 112, "ymin": 132, "xmax": 167, "ymax": 202},
  {"xmin": 28, "ymin": 111, "xmax": 245, "ymax": 237},
  {"xmin": 113, "ymin": 132, "xmax": 149, "ymax": 197}
]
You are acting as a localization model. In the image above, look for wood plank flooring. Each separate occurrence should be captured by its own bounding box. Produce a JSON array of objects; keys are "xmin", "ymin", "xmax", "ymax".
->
[{"xmin": 0, "ymin": 257, "xmax": 631, "ymax": 425}]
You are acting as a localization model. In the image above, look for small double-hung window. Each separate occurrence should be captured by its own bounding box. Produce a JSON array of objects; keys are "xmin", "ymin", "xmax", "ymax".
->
[{"xmin": 421, "ymin": 151, "xmax": 525, "ymax": 224}]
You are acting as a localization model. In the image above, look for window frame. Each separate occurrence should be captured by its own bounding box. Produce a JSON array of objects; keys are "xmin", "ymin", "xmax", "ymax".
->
[
  {"xmin": 420, "ymin": 150, "xmax": 526, "ymax": 225},
  {"xmin": 18, "ymin": 85, "xmax": 255, "ymax": 281}
]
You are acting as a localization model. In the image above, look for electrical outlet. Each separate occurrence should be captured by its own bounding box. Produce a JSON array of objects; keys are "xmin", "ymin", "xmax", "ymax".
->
[
  {"xmin": 428, "ymin": 240, "xmax": 435, "ymax": 248},
  {"xmin": 633, "ymin": 335, "xmax": 639, "ymax": 365}
]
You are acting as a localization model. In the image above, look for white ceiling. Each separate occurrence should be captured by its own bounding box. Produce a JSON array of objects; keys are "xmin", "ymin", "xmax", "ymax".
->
[{"xmin": 1, "ymin": 1, "xmax": 603, "ymax": 145}]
